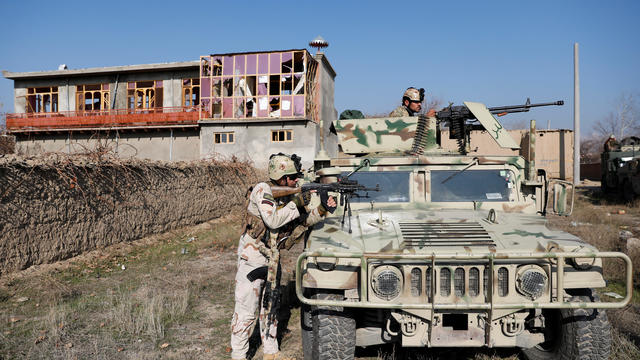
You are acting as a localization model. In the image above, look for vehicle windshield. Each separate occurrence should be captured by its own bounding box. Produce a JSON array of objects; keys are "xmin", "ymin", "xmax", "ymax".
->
[
  {"xmin": 343, "ymin": 171, "xmax": 410, "ymax": 203},
  {"xmin": 431, "ymin": 169, "xmax": 514, "ymax": 202}
]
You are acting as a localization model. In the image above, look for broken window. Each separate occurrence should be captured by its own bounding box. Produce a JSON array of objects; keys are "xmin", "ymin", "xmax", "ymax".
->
[
  {"xmin": 76, "ymin": 84, "xmax": 110, "ymax": 112},
  {"xmin": 281, "ymin": 75, "xmax": 293, "ymax": 95},
  {"xmin": 269, "ymin": 97, "xmax": 280, "ymax": 117},
  {"xmin": 271, "ymin": 129, "xmax": 293, "ymax": 142},
  {"xmin": 199, "ymin": 50, "xmax": 312, "ymax": 120},
  {"xmin": 182, "ymin": 78, "xmax": 200, "ymax": 107},
  {"xmin": 26, "ymin": 86, "xmax": 59, "ymax": 113},
  {"xmin": 214, "ymin": 132, "xmax": 235, "ymax": 144},
  {"xmin": 127, "ymin": 81, "xmax": 163, "ymax": 110},
  {"xmin": 200, "ymin": 57, "xmax": 211, "ymax": 77}
]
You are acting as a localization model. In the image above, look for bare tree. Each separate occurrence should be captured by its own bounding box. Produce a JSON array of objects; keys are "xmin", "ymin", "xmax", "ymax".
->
[
  {"xmin": 580, "ymin": 135, "xmax": 602, "ymax": 164},
  {"xmin": 593, "ymin": 92, "xmax": 640, "ymax": 139}
]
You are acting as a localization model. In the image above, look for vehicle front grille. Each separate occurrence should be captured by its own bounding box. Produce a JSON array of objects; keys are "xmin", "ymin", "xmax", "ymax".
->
[
  {"xmin": 399, "ymin": 221, "xmax": 494, "ymax": 247},
  {"xmin": 410, "ymin": 268, "xmax": 421, "ymax": 296},
  {"xmin": 440, "ymin": 268, "xmax": 451, "ymax": 296}
]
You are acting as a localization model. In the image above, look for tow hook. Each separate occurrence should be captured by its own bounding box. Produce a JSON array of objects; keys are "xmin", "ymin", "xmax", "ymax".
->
[{"xmin": 501, "ymin": 314, "xmax": 524, "ymax": 337}]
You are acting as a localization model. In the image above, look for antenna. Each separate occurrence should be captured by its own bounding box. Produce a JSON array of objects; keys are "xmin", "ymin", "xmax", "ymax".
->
[{"xmin": 309, "ymin": 36, "xmax": 329, "ymax": 54}]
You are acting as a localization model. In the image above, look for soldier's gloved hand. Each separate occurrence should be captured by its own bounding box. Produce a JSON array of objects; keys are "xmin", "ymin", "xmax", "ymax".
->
[
  {"xmin": 319, "ymin": 190, "xmax": 337, "ymax": 214},
  {"xmin": 291, "ymin": 192, "xmax": 310, "ymax": 209}
]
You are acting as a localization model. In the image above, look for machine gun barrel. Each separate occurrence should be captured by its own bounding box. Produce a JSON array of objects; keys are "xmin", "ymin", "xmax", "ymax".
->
[{"xmin": 488, "ymin": 99, "xmax": 564, "ymax": 115}]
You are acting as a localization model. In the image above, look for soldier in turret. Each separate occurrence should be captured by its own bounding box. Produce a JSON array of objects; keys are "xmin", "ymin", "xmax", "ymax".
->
[
  {"xmin": 604, "ymin": 134, "xmax": 621, "ymax": 152},
  {"xmin": 389, "ymin": 87, "xmax": 436, "ymax": 117},
  {"xmin": 230, "ymin": 153, "xmax": 335, "ymax": 360}
]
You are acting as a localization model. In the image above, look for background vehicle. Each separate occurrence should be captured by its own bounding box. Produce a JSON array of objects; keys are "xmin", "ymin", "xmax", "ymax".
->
[
  {"xmin": 601, "ymin": 136, "xmax": 640, "ymax": 202},
  {"xmin": 296, "ymin": 102, "xmax": 633, "ymax": 360}
]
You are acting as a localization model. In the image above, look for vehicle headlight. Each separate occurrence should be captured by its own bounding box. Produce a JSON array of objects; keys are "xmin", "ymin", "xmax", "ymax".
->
[
  {"xmin": 516, "ymin": 265, "xmax": 548, "ymax": 300},
  {"xmin": 371, "ymin": 265, "xmax": 402, "ymax": 301}
]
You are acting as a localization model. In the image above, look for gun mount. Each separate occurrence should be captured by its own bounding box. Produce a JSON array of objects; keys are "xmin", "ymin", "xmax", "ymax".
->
[{"xmin": 438, "ymin": 98, "xmax": 564, "ymax": 154}]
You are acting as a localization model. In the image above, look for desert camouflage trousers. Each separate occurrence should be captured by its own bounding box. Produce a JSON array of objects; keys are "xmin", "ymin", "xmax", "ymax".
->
[{"xmin": 230, "ymin": 233, "xmax": 278, "ymax": 360}]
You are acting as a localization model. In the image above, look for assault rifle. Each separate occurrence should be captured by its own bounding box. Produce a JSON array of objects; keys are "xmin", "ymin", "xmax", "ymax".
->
[
  {"xmin": 271, "ymin": 179, "xmax": 380, "ymax": 202},
  {"xmin": 272, "ymin": 160, "xmax": 380, "ymax": 233},
  {"xmin": 436, "ymin": 98, "xmax": 564, "ymax": 154},
  {"xmin": 254, "ymin": 161, "xmax": 379, "ymax": 338}
]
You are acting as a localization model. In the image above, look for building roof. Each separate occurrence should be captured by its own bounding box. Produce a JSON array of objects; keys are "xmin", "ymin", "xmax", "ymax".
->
[
  {"xmin": 3, "ymin": 49, "xmax": 337, "ymax": 80},
  {"xmin": 2, "ymin": 61, "xmax": 199, "ymax": 80}
]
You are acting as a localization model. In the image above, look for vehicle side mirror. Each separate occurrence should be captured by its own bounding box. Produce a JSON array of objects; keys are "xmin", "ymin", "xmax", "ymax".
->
[{"xmin": 547, "ymin": 179, "xmax": 574, "ymax": 216}]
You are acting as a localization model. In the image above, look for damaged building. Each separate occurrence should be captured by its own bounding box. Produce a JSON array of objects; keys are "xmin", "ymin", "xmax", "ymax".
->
[{"xmin": 2, "ymin": 49, "xmax": 337, "ymax": 168}]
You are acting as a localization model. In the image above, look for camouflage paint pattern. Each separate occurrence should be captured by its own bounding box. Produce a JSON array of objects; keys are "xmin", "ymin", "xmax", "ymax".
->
[
  {"xmin": 333, "ymin": 116, "xmax": 436, "ymax": 154},
  {"xmin": 231, "ymin": 182, "xmax": 299, "ymax": 359},
  {"xmin": 298, "ymin": 105, "xmax": 631, "ymax": 349},
  {"xmin": 528, "ymin": 120, "xmax": 536, "ymax": 181},
  {"xmin": 389, "ymin": 105, "xmax": 411, "ymax": 117}
]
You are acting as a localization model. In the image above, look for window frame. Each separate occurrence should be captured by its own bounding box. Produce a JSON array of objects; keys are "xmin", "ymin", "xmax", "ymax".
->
[
  {"xmin": 76, "ymin": 83, "xmax": 110, "ymax": 111},
  {"xmin": 213, "ymin": 131, "xmax": 235, "ymax": 144},
  {"xmin": 26, "ymin": 86, "xmax": 59, "ymax": 113},
  {"xmin": 270, "ymin": 129, "xmax": 293, "ymax": 143}
]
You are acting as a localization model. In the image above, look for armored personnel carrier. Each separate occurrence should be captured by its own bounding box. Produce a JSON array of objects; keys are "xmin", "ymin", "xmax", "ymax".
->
[
  {"xmin": 295, "ymin": 101, "xmax": 633, "ymax": 360},
  {"xmin": 601, "ymin": 136, "xmax": 640, "ymax": 202}
]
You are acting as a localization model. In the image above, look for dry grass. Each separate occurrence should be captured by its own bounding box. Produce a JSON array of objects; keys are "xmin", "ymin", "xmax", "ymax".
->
[
  {"xmin": 2, "ymin": 187, "xmax": 639, "ymax": 360},
  {"xmin": 0, "ymin": 214, "xmax": 243, "ymax": 359}
]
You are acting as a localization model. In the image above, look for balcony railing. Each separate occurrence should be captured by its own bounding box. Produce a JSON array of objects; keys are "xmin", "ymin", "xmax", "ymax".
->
[{"xmin": 6, "ymin": 106, "xmax": 199, "ymax": 131}]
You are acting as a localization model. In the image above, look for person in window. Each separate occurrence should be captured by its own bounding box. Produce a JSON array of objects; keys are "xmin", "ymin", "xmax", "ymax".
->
[{"xmin": 389, "ymin": 87, "xmax": 436, "ymax": 117}]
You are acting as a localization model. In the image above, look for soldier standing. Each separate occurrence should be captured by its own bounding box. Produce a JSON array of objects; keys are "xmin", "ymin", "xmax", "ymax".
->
[
  {"xmin": 230, "ymin": 153, "xmax": 335, "ymax": 360},
  {"xmin": 389, "ymin": 87, "xmax": 436, "ymax": 117}
]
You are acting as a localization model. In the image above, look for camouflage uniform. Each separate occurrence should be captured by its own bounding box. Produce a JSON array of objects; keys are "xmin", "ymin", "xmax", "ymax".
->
[
  {"xmin": 389, "ymin": 105, "xmax": 412, "ymax": 117},
  {"xmin": 230, "ymin": 181, "xmax": 325, "ymax": 360}
]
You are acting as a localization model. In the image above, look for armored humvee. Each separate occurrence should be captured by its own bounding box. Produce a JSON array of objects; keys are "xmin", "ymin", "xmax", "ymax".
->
[
  {"xmin": 295, "ymin": 101, "xmax": 633, "ymax": 360},
  {"xmin": 601, "ymin": 136, "xmax": 640, "ymax": 202}
]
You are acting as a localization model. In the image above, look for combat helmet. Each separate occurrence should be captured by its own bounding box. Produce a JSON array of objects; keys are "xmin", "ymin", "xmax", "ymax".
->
[
  {"xmin": 403, "ymin": 87, "xmax": 425, "ymax": 103},
  {"xmin": 268, "ymin": 153, "xmax": 302, "ymax": 181}
]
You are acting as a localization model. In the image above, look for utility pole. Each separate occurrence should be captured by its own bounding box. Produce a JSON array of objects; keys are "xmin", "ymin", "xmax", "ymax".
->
[{"xmin": 573, "ymin": 43, "xmax": 580, "ymax": 185}]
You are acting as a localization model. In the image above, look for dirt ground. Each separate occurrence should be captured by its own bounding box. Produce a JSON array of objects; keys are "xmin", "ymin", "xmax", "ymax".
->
[{"xmin": 1, "ymin": 185, "xmax": 639, "ymax": 360}]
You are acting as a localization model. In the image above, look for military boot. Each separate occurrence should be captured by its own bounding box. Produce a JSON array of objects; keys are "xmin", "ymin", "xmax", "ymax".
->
[{"xmin": 263, "ymin": 352, "xmax": 295, "ymax": 360}]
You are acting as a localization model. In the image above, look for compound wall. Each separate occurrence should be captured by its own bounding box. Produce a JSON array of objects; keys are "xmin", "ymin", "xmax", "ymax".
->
[{"xmin": 0, "ymin": 155, "xmax": 257, "ymax": 275}]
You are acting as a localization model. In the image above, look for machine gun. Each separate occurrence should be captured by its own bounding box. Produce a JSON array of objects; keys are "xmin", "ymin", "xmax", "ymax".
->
[{"xmin": 436, "ymin": 98, "xmax": 564, "ymax": 154}]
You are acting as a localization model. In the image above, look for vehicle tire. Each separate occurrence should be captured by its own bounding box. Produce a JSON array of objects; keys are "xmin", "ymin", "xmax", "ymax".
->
[
  {"xmin": 600, "ymin": 175, "xmax": 609, "ymax": 193},
  {"xmin": 623, "ymin": 180, "xmax": 635, "ymax": 202},
  {"xmin": 311, "ymin": 291, "xmax": 356, "ymax": 360},
  {"xmin": 301, "ymin": 300, "xmax": 315, "ymax": 360},
  {"xmin": 522, "ymin": 290, "xmax": 611, "ymax": 360}
]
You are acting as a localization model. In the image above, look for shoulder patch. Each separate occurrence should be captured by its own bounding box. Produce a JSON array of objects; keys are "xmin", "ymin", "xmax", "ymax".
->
[
  {"xmin": 261, "ymin": 199, "xmax": 274, "ymax": 206},
  {"xmin": 263, "ymin": 193, "xmax": 275, "ymax": 202}
]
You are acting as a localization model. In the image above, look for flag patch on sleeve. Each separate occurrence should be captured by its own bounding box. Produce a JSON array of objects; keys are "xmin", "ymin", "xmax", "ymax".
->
[{"xmin": 261, "ymin": 199, "xmax": 274, "ymax": 206}]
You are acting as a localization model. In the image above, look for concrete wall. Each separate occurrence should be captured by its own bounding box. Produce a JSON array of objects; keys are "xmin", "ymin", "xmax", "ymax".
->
[
  {"xmin": 441, "ymin": 128, "xmax": 574, "ymax": 180},
  {"xmin": 0, "ymin": 156, "xmax": 258, "ymax": 275},
  {"xmin": 14, "ymin": 128, "xmax": 200, "ymax": 161},
  {"xmin": 200, "ymin": 121, "xmax": 319, "ymax": 169}
]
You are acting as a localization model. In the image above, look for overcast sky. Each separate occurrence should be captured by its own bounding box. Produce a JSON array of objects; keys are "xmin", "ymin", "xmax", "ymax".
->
[{"xmin": 1, "ymin": 0, "xmax": 638, "ymax": 136}]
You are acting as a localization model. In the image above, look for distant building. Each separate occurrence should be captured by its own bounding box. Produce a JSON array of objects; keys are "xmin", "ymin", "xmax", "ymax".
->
[{"xmin": 2, "ymin": 49, "xmax": 337, "ymax": 168}]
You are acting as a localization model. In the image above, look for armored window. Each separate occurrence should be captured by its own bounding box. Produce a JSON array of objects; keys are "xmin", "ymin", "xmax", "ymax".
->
[
  {"xmin": 214, "ymin": 132, "xmax": 235, "ymax": 144},
  {"xmin": 343, "ymin": 171, "xmax": 411, "ymax": 203},
  {"xmin": 430, "ymin": 170, "xmax": 514, "ymax": 202},
  {"xmin": 271, "ymin": 129, "xmax": 292, "ymax": 142}
]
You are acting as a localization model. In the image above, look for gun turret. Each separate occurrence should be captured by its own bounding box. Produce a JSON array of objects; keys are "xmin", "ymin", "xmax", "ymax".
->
[{"xmin": 436, "ymin": 98, "xmax": 564, "ymax": 154}]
